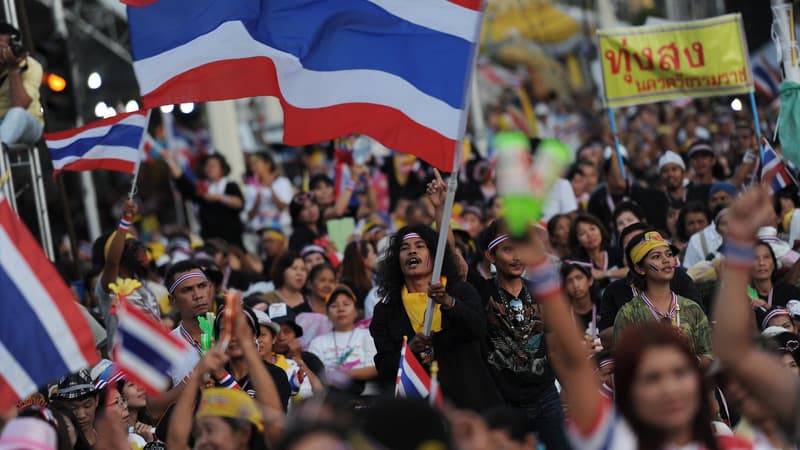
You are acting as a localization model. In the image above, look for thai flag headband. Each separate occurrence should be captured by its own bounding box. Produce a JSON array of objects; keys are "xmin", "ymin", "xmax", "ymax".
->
[
  {"xmin": 402, "ymin": 232, "xmax": 422, "ymax": 241},
  {"xmin": 169, "ymin": 271, "xmax": 208, "ymax": 295},
  {"xmin": 762, "ymin": 308, "xmax": 791, "ymax": 331},
  {"xmin": 487, "ymin": 234, "xmax": 510, "ymax": 252}
]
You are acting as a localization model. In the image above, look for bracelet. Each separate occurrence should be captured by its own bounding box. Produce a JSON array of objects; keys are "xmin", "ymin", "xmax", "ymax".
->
[
  {"xmin": 524, "ymin": 259, "xmax": 562, "ymax": 301},
  {"xmin": 118, "ymin": 217, "xmax": 132, "ymax": 231},
  {"xmin": 442, "ymin": 296, "xmax": 456, "ymax": 310},
  {"xmin": 743, "ymin": 150, "xmax": 757, "ymax": 164},
  {"xmin": 724, "ymin": 239, "xmax": 755, "ymax": 270}
]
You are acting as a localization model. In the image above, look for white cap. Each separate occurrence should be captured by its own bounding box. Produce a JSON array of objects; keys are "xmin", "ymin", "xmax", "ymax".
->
[
  {"xmin": 253, "ymin": 309, "xmax": 280, "ymax": 336},
  {"xmin": 762, "ymin": 326, "xmax": 790, "ymax": 338},
  {"xmin": 534, "ymin": 103, "xmax": 550, "ymax": 116},
  {"xmin": 658, "ymin": 151, "xmax": 685, "ymax": 171}
]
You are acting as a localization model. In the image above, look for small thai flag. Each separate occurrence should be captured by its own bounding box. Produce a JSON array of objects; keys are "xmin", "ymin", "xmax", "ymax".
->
[
  {"xmin": 113, "ymin": 299, "xmax": 192, "ymax": 395},
  {"xmin": 762, "ymin": 139, "xmax": 798, "ymax": 192},
  {"xmin": 395, "ymin": 336, "xmax": 430, "ymax": 400},
  {"xmin": 44, "ymin": 110, "xmax": 148, "ymax": 176}
]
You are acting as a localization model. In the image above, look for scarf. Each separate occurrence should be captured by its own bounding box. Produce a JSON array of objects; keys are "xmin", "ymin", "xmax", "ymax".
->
[{"xmin": 402, "ymin": 278, "xmax": 446, "ymax": 333}]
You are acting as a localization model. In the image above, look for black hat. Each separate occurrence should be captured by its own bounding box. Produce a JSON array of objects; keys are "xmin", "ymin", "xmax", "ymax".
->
[
  {"xmin": 267, "ymin": 303, "xmax": 303, "ymax": 338},
  {"xmin": 195, "ymin": 258, "xmax": 223, "ymax": 287},
  {"xmin": 51, "ymin": 369, "xmax": 97, "ymax": 400}
]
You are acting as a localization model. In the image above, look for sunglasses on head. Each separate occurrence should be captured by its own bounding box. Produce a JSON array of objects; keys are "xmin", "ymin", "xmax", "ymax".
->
[{"xmin": 292, "ymin": 192, "xmax": 314, "ymax": 205}]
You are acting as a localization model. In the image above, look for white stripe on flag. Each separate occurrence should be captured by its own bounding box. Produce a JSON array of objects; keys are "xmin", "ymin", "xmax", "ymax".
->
[
  {"xmin": 0, "ymin": 227, "xmax": 89, "ymax": 373},
  {"xmin": 118, "ymin": 309, "xmax": 188, "ymax": 362},
  {"xmin": 51, "ymin": 145, "xmax": 141, "ymax": 170},
  {"xmin": 366, "ymin": 0, "xmax": 481, "ymax": 43},
  {"xmin": 402, "ymin": 360, "xmax": 429, "ymax": 396},
  {"xmin": 134, "ymin": 21, "xmax": 462, "ymax": 139},
  {"xmin": 116, "ymin": 347, "xmax": 170, "ymax": 392},
  {"xmin": 0, "ymin": 342, "xmax": 37, "ymax": 399},
  {"xmin": 46, "ymin": 114, "xmax": 147, "ymax": 149}
]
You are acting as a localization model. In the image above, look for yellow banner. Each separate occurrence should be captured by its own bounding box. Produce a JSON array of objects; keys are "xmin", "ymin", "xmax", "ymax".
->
[{"xmin": 597, "ymin": 14, "xmax": 752, "ymax": 108}]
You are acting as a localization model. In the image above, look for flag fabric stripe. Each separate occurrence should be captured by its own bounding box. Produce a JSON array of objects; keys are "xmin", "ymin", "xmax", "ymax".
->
[
  {"xmin": 0, "ymin": 220, "xmax": 93, "ymax": 374},
  {"xmin": 0, "ymin": 195, "xmax": 97, "ymax": 410},
  {"xmin": 141, "ymin": 56, "xmax": 459, "ymax": 170},
  {"xmin": 51, "ymin": 145, "xmax": 144, "ymax": 171},
  {"xmin": 51, "ymin": 158, "xmax": 137, "ymax": 175},
  {"xmin": 116, "ymin": 330, "xmax": 173, "ymax": 374},
  {"xmin": 396, "ymin": 338, "xmax": 431, "ymax": 399},
  {"xmin": 114, "ymin": 347, "xmax": 171, "ymax": 394},
  {"xmin": 117, "ymin": 302, "xmax": 189, "ymax": 355},
  {"xmin": 129, "ymin": 0, "xmax": 474, "ymax": 106},
  {"xmin": 127, "ymin": 0, "xmax": 483, "ymax": 171},
  {"xmin": 0, "ymin": 343, "xmax": 37, "ymax": 399},
  {"xmin": 46, "ymin": 125, "xmax": 145, "ymax": 157},
  {"xmin": 133, "ymin": 22, "xmax": 462, "ymax": 137},
  {"xmin": 44, "ymin": 112, "xmax": 147, "ymax": 142},
  {"xmin": 761, "ymin": 140, "xmax": 797, "ymax": 192}
]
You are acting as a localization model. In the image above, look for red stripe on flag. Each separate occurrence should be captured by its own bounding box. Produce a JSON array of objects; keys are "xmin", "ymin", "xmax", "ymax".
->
[
  {"xmin": 53, "ymin": 159, "xmax": 137, "ymax": 178},
  {"xmin": 0, "ymin": 371, "xmax": 23, "ymax": 411},
  {"xmin": 141, "ymin": 58, "xmax": 457, "ymax": 171},
  {"xmin": 112, "ymin": 347, "xmax": 167, "ymax": 396},
  {"xmin": 0, "ymin": 199, "xmax": 98, "ymax": 370},
  {"xmin": 446, "ymin": 0, "xmax": 483, "ymax": 11},
  {"xmin": 120, "ymin": 0, "xmax": 160, "ymax": 6},
  {"xmin": 43, "ymin": 110, "xmax": 147, "ymax": 141}
]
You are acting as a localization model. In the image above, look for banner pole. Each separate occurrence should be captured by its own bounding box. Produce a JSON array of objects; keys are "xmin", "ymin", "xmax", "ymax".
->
[
  {"xmin": 422, "ymin": 2, "xmax": 485, "ymax": 337},
  {"xmin": 749, "ymin": 91, "xmax": 765, "ymax": 160},
  {"xmin": 128, "ymin": 109, "xmax": 152, "ymax": 200},
  {"xmin": 607, "ymin": 107, "xmax": 627, "ymax": 180}
]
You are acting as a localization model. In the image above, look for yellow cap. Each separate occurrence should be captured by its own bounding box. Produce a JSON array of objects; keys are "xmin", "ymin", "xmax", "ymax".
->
[
  {"xmin": 196, "ymin": 388, "xmax": 263, "ymax": 432},
  {"xmin": 103, "ymin": 231, "xmax": 135, "ymax": 258},
  {"xmin": 629, "ymin": 231, "xmax": 670, "ymax": 266}
]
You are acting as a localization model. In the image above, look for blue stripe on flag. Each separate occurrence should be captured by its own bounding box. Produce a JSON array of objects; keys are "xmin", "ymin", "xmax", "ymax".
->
[
  {"xmin": 48, "ymin": 124, "xmax": 144, "ymax": 159},
  {"xmin": 117, "ymin": 328, "xmax": 173, "ymax": 374},
  {"xmin": 127, "ymin": 0, "xmax": 472, "ymax": 108},
  {"xmin": 400, "ymin": 373, "xmax": 425, "ymax": 399},
  {"xmin": 0, "ymin": 267, "xmax": 70, "ymax": 383}
]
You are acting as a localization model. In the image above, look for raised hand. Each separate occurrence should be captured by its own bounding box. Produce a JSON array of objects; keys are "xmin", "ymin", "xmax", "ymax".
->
[{"xmin": 426, "ymin": 169, "xmax": 447, "ymax": 209}]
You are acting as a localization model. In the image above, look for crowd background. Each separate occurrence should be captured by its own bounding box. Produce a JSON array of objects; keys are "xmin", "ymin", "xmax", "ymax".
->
[{"xmin": 8, "ymin": 1, "xmax": 800, "ymax": 449}]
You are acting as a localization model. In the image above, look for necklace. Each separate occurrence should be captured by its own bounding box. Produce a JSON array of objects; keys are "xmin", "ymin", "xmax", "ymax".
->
[
  {"xmin": 332, "ymin": 330, "xmax": 356, "ymax": 366},
  {"xmin": 493, "ymin": 279, "xmax": 535, "ymax": 340}
]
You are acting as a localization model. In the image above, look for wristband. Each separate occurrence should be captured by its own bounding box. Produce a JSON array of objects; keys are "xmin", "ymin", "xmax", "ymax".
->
[
  {"xmin": 344, "ymin": 179, "xmax": 356, "ymax": 191},
  {"xmin": 723, "ymin": 239, "xmax": 755, "ymax": 270},
  {"xmin": 743, "ymin": 150, "xmax": 757, "ymax": 164},
  {"xmin": 524, "ymin": 259, "xmax": 561, "ymax": 301},
  {"xmin": 217, "ymin": 372, "xmax": 242, "ymax": 390},
  {"xmin": 118, "ymin": 217, "xmax": 132, "ymax": 231}
]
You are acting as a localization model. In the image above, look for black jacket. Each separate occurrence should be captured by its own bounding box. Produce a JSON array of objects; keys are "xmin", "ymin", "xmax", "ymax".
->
[
  {"xmin": 370, "ymin": 280, "xmax": 503, "ymax": 411},
  {"xmin": 175, "ymin": 174, "xmax": 244, "ymax": 248}
]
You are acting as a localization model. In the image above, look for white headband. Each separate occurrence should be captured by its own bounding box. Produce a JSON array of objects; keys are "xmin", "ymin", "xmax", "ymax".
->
[
  {"xmin": 169, "ymin": 271, "xmax": 208, "ymax": 295},
  {"xmin": 402, "ymin": 232, "xmax": 421, "ymax": 241},
  {"xmin": 487, "ymin": 234, "xmax": 510, "ymax": 252}
]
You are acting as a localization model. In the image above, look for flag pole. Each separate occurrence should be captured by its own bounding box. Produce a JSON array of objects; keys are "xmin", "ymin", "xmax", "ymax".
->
[
  {"xmin": 128, "ymin": 109, "xmax": 152, "ymax": 200},
  {"xmin": 749, "ymin": 91, "xmax": 766, "ymax": 161},
  {"xmin": 607, "ymin": 107, "xmax": 627, "ymax": 180},
  {"xmin": 422, "ymin": 2, "xmax": 485, "ymax": 337}
]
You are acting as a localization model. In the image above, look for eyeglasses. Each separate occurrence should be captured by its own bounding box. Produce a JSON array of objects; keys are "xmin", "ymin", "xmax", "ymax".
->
[{"xmin": 108, "ymin": 397, "xmax": 128, "ymax": 408}]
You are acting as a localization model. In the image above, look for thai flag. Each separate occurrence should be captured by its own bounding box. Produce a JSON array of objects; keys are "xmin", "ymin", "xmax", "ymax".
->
[
  {"xmin": 125, "ymin": 0, "xmax": 484, "ymax": 171},
  {"xmin": 113, "ymin": 299, "xmax": 192, "ymax": 394},
  {"xmin": 395, "ymin": 336, "xmax": 430, "ymax": 399},
  {"xmin": 762, "ymin": 140, "xmax": 798, "ymax": 192},
  {"xmin": 0, "ymin": 194, "xmax": 98, "ymax": 410},
  {"xmin": 44, "ymin": 110, "xmax": 148, "ymax": 176}
]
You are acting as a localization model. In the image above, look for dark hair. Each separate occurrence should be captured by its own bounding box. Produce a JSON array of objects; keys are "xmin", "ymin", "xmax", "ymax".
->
[
  {"xmin": 91, "ymin": 231, "xmax": 114, "ymax": 270},
  {"xmin": 612, "ymin": 201, "xmax": 646, "ymax": 230},
  {"xmin": 376, "ymin": 224, "xmax": 461, "ymax": 299},
  {"xmin": 565, "ymin": 163, "xmax": 585, "ymax": 181},
  {"xmin": 47, "ymin": 404, "xmax": 93, "ymax": 450},
  {"xmin": 546, "ymin": 214, "xmax": 571, "ymax": 247},
  {"xmin": 289, "ymin": 192, "xmax": 322, "ymax": 229},
  {"xmin": 560, "ymin": 261, "xmax": 592, "ymax": 280},
  {"xmin": 221, "ymin": 418, "xmax": 269, "ymax": 450},
  {"xmin": 614, "ymin": 323, "xmax": 718, "ymax": 450},
  {"xmin": 624, "ymin": 230, "xmax": 655, "ymax": 290},
  {"xmin": 483, "ymin": 406, "xmax": 530, "ymax": 444},
  {"xmin": 618, "ymin": 222, "xmax": 651, "ymax": 251},
  {"xmin": 251, "ymin": 151, "xmax": 277, "ymax": 172},
  {"xmin": 676, "ymin": 201, "xmax": 712, "ymax": 242},
  {"xmin": 164, "ymin": 259, "xmax": 205, "ymax": 296},
  {"xmin": 213, "ymin": 304, "xmax": 260, "ymax": 339},
  {"xmin": 568, "ymin": 213, "xmax": 610, "ymax": 257},
  {"xmin": 201, "ymin": 153, "xmax": 231, "ymax": 177},
  {"xmin": 308, "ymin": 262, "xmax": 335, "ymax": 285},
  {"xmin": 309, "ymin": 173, "xmax": 334, "ymax": 191},
  {"xmin": 272, "ymin": 251, "xmax": 304, "ymax": 289},
  {"xmin": 481, "ymin": 218, "xmax": 507, "ymax": 255},
  {"xmin": 340, "ymin": 240, "xmax": 374, "ymax": 295},
  {"xmin": 754, "ymin": 241, "xmax": 779, "ymax": 282}
]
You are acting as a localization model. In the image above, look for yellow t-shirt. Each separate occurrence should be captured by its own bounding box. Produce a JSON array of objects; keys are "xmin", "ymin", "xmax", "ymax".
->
[{"xmin": 0, "ymin": 56, "xmax": 43, "ymax": 122}]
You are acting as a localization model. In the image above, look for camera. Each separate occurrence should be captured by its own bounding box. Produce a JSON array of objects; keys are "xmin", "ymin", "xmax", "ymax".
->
[{"xmin": 9, "ymin": 36, "xmax": 25, "ymax": 58}]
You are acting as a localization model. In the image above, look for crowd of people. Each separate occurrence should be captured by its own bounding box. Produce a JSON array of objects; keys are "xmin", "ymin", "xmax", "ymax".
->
[{"xmin": 6, "ymin": 90, "xmax": 800, "ymax": 450}]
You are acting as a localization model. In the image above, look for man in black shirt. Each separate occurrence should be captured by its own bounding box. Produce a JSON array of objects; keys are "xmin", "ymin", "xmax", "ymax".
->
[{"xmin": 476, "ymin": 220, "xmax": 568, "ymax": 450}]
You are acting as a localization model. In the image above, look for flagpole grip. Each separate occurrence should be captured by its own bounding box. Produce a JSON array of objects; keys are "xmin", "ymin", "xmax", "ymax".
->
[{"xmin": 128, "ymin": 109, "xmax": 152, "ymax": 199}]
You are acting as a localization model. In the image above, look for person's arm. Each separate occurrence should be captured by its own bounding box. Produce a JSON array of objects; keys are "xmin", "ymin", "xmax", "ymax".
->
[
  {"xmin": 236, "ymin": 306, "xmax": 284, "ymax": 445},
  {"xmin": 324, "ymin": 165, "xmax": 364, "ymax": 219},
  {"xmin": 0, "ymin": 50, "xmax": 33, "ymax": 109},
  {"xmin": 518, "ymin": 228, "xmax": 602, "ymax": 432},
  {"xmin": 166, "ymin": 347, "xmax": 228, "ymax": 450},
  {"xmin": 205, "ymin": 182, "xmax": 244, "ymax": 210},
  {"xmin": 428, "ymin": 281, "xmax": 486, "ymax": 339},
  {"xmin": 294, "ymin": 356, "xmax": 324, "ymax": 394},
  {"xmin": 100, "ymin": 199, "xmax": 137, "ymax": 292},
  {"xmin": 712, "ymin": 185, "xmax": 800, "ymax": 433}
]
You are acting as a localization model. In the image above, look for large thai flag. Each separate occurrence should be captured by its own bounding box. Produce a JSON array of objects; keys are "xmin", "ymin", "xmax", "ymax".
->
[
  {"xmin": 44, "ymin": 110, "xmax": 148, "ymax": 176},
  {"xmin": 395, "ymin": 336, "xmax": 430, "ymax": 399},
  {"xmin": 125, "ymin": 0, "xmax": 484, "ymax": 171},
  {"xmin": 762, "ymin": 140, "xmax": 798, "ymax": 192},
  {"xmin": 113, "ymin": 299, "xmax": 191, "ymax": 394},
  {"xmin": 0, "ymin": 194, "xmax": 97, "ymax": 410}
]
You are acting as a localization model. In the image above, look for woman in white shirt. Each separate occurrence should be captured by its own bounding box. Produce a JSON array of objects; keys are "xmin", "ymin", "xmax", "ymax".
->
[
  {"xmin": 245, "ymin": 152, "xmax": 294, "ymax": 233},
  {"xmin": 307, "ymin": 285, "xmax": 379, "ymax": 396}
]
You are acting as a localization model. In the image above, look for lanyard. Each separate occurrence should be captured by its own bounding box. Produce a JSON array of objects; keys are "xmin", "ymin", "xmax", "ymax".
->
[
  {"xmin": 640, "ymin": 291, "xmax": 680, "ymax": 327},
  {"xmin": 179, "ymin": 325, "xmax": 203, "ymax": 354}
]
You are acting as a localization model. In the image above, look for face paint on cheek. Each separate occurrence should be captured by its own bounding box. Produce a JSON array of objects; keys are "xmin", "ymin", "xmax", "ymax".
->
[{"xmin": 648, "ymin": 263, "xmax": 660, "ymax": 273}]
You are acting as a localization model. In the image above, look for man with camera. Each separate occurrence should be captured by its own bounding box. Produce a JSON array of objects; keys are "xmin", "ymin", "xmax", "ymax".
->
[{"xmin": 0, "ymin": 22, "xmax": 42, "ymax": 146}]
